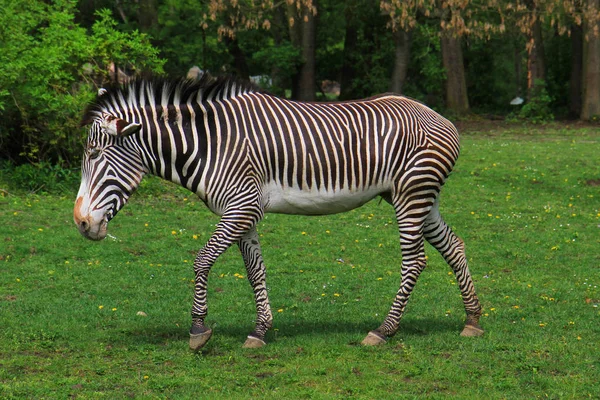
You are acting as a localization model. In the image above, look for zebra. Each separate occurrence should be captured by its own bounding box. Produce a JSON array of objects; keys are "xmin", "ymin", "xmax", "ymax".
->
[{"xmin": 73, "ymin": 75, "xmax": 484, "ymax": 350}]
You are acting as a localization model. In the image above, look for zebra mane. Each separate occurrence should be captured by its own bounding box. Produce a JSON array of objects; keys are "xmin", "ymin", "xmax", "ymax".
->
[{"xmin": 81, "ymin": 74, "xmax": 261, "ymax": 126}]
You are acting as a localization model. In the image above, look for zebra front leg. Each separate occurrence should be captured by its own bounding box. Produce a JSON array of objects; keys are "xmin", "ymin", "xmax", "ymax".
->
[
  {"xmin": 238, "ymin": 228, "xmax": 273, "ymax": 348},
  {"xmin": 189, "ymin": 228, "xmax": 238, "ymax": 352},
  {"xmin": 424, "ymin": 204, "xmax": 483, "ymax": 337},
  {"xmin": 363, "ymin": 197, "xmax": 430, "ymax": 346}
]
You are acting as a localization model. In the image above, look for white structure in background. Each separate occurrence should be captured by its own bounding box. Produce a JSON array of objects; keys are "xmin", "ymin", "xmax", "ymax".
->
[{"xmin": 510, "ymin": 96, "xmax": 524, "ymax": 105}]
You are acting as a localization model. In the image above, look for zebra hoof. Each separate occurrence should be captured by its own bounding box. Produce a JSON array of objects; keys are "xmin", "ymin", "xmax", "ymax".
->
[
  {"xmin": 460, "ymin": 324, "xmax": 484, "ymax": 337},
  {"xmin": 361, "ymin": 331, "xmax": 387, "ymax": 346},
  {"xmin": 189, "ymin": 329, "xmax": 213, "ymax": 351},
  {"xmin": 242, "ymin": 336, "xmax": 266, "ymax": 349}
]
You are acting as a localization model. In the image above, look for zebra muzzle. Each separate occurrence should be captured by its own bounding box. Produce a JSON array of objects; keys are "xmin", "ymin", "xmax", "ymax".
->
[
  {"xmin": 75, "ymin": 214, "xmax": 108, "ymax": 241},
  {"xmin": 74, "ymin": 197, "xmax": 109, "ymax": 241},
  {"xmin": 77, "ymin": 218, "xmax": 108, "ymax": 241}
]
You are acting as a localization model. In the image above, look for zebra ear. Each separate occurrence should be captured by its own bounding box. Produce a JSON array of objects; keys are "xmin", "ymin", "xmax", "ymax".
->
[
  {"xmin": 102, "ymin": 117, "xmax": 142, "ymax": 137},
  {"xmin": 118, "ymin": 122, "xmax": 142, "ymax": 137}
]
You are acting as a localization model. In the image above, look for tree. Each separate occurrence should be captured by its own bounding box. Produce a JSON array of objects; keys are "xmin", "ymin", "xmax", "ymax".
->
[
  {"xmin": 581, "ymin": 0, "xmax": 600, "ymax": 119},
  {"xmin": 389, "ymin": 29, "xmax": 411, "ymax": 94},
  {"xmin": 381, "ymin": 0, "xmax": 600, "ymax": 119},
  {"xmin": 441, "ymin": 31, "xmax": 469, "ymax": 113},
  {"xmin": 381, "ymin": 0, "xmax": 474, "ymax": 114},
  {"xmin": 569, "ymin": 21, "xmax": 584, "ymax": 117},
  {"xmin": 338, "ymin": 0, "xmax": 387, "ymax": 100},
  {"xmin": 0, "ymin": 3, "xmax": 164, "ymax": 165},
  {"xmin": 138, "ymin": 0, "xmax": 159, "ymax": 32},
  {"xmin": 381, "ymin": 0, "xmax": 422, "ymax": 97},
  {"xmin": 505, "ymin": 0, "xmax": 600, "ymax": 119},
  {"xmin": 202, "ymin": 0, "xmax": 318, "ymax": 100},
  {"xmin": 287, "ymin": 0, "xmax": 318, "ymax": 100},
  {"xmin": 523, "ymin": 0, "xmax": 547, "ymax": 100},
  {"xmin": 439, "ymin": 0, "xmax": 471, "ymax": 114}
]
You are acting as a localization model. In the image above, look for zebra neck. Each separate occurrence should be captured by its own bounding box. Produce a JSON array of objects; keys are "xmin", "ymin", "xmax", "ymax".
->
[{"xmin": 136, "ymin": 104, "xmax": 211, "ymax": 201}]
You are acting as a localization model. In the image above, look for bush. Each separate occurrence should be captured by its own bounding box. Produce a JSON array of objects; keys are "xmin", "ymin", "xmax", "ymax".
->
[
  {"xmin": 1, "ymin": 162, "xmax": 79, "ymax": 194},
  {"xmin": 517, "ymin": 80, "xmax": 555, "ymax": 123},
  {"xmin": 0, "ymin": 2, "xmax": 165, "ymax": 168}
]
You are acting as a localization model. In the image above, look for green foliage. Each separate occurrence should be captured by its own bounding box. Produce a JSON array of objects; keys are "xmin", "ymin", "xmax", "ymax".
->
[
  {"xmin": 0, "ymin": 1, "xmax": 164, "ymax": 167},
  {"xmin": 466, "ymin": 37, "xmax": 521, "ymax": 114},
  {"xmin": 1, "ymin": 127, "xmax": 599, "ymax": 398},
  {"xmin": 331, "ymin": 2, "xmax": 395, "ymax": 100},
  {"xmin": 254, "ymin": 43, "xmax": 301, "ymax": 75},
  {"xmin": 154, "ymin": 0, "xmax": 231, "ymax": 75},
  {"xmin": 1, "ymin": 162, "xmax": 79, "ymax": 194},
  {"xmin": 403, "ymin": 23, "xmax": 446, "ymax": 107},
  {"xmin": 89, "ymin": 9, "xmax": 165, "ymax": 77},
  {"xmin": 517, "ymin": 80, "xmax": 555, "ymax": 123},
  {"xmin": 0, "ymin": 0, "xmax": 593, "ymax": 172}
]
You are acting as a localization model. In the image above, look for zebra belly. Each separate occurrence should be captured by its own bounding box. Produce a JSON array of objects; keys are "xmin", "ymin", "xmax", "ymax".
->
[{"xmin": 263, "ymin": 183, "xmax": 387, "ymax": 215}]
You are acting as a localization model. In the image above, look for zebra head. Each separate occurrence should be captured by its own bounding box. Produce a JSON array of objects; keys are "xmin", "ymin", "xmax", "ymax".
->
[{"xmin": 74, "ymin": 113, "xmax": 143, "ymax": 240}]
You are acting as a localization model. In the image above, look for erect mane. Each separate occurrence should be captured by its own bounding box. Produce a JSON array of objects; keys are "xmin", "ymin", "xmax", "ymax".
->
[{"xmin": 81, "ymin": 74, "xmax": 261, "ymax": 126}]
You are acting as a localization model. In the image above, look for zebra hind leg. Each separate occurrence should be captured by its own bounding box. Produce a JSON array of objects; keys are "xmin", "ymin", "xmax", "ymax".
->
[
  {"xmin": 424, "ymin": 200, "xmax": 484, "ymax": 337},
  {"xmin": 238, "ymin": 228, "xmax": 273, "ymax": 348}
]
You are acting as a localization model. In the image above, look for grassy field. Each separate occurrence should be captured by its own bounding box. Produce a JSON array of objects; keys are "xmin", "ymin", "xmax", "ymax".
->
[{"xmin": 1, "ymin": 124, "xmax": 599, "ymax": 399}]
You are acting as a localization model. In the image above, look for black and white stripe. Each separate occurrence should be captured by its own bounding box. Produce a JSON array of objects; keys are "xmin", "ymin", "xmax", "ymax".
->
[{"xmin": 77, "ymin": 75, "xmax": 483, "ymax": 348}]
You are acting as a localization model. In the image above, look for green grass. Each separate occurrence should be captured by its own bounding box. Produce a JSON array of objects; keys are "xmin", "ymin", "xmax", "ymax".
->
[{"xmin": 1, "ymin": 125, "xmax": 599, "ymax": 398}]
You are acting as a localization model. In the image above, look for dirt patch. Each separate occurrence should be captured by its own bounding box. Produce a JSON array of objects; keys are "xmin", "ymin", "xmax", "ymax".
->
[
  {"xmin": 585, "ymin": 179, "xmax": 600, "ymax": 187},
  {"xmin": 453, "ymin": 119, "xmax": 600, "ymax": 135}
]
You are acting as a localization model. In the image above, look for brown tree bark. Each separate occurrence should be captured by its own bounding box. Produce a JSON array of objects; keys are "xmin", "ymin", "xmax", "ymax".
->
[
  {"xmin": 581, "ymin": 0, "xmax": 600, "ymax": 120},
  {"xmin": 288, "ymin": 1, "xmax": 317, "ymax": 101},
  {"xmin": 225, "ymin": 38, "xmax": 250, "ymax": 80},
  {"xmin": 569, "ymin": 23, "xmax": 583, "ymax": 118},
  {"xmin": 389, "ymin": 29, "xmax": 411, "ymax": 94},
  {"xmin": 339, "ymin": 11, "xmax": 358, "ymax": 100},
  {"xmin": 269, "ymin": 5, "xmax": 290, "ymax": 96},
  {"xmin": 441, "ymin": 33, "xmax": 469, "ymax": 115},
  {"xmin": 525, "ymin": 0, "xmax": 546, "ymax": 99}
]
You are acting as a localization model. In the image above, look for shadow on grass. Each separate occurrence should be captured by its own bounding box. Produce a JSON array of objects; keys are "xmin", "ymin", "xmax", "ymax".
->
[{"xmin": 115, "ymin": 315, "xmax": 464, "ymax": 348}]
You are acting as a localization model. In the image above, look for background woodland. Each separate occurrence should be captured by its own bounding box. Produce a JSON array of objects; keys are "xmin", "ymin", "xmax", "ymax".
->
[{"xmin": 1, "ymin": 0, "xmax": 600, "ymax": 169}]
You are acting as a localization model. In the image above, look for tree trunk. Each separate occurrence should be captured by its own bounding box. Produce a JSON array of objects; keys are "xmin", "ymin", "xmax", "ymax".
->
[
  {"xmin": 569, "ymin": 23, "xmax": 583, "ymax": 118},
  {"xmin": 225, "ymin": 38, "xmax": 250, "ymax": 80},
  {"xmin": 288, "ymin": 1, "xmax": 317, "ymax": 101},
  {"xmin": 389, "ymin": 29, "xmax": 411, "ymax": 94},
  {"xmin": 339, "ymin": 11, "xmax": 358, "ymax": 100},
  {"xmin": 581, "ymin": 0, "xmax": 600, "ymax": 120},
  {"xmin": 525, "ymin": 0, "xmax": 546, "ymax": 99},
  {"xmin": 269, "ymin": 5, "xmax": 290, "ymax": 96},
  {"xmin": 138, "ymin": 0, "xmax": 158, "ymax": 33},
  {"xmin": 441, "ymin": 33, "xmax": 469, "ymax": 114}
]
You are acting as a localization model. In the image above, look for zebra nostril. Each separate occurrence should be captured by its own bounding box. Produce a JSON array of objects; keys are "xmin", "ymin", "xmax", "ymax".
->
[{"xmin": 80, "ymin": 220, "xmax": 90, "ymax": 232}]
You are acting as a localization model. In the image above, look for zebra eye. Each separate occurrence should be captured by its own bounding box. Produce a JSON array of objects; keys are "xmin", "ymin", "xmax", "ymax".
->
[{"xmin": 88, "ymin": 147, "xmax": 101, "ymax": 160}]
